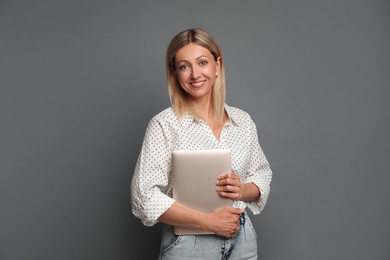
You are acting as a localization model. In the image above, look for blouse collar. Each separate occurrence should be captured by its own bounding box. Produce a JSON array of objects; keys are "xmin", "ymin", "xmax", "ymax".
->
[{"xmin": 179, "ymin": 104, "xmax": 239, "ymax": 128}]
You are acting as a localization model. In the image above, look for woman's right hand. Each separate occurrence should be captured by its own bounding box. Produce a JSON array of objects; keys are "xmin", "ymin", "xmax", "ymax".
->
[{"xmin": 206, "ymin": 207, "xmax": 245, "ymax": 238}]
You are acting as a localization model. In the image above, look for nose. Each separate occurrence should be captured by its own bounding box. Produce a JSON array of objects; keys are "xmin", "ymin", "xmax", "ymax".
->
[{"xmin": 190, "ymin": 66, "xmax": 200, "ymax": 79}]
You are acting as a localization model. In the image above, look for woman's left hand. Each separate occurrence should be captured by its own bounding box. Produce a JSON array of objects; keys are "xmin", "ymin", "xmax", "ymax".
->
[{"xmin": 216, "ymin": 173, "xmax": 242, "ymax": 200}]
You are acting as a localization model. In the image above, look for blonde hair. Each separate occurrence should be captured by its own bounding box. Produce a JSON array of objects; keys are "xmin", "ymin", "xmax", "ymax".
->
[{"xmin": 166, "ymin": 28, "xmax": 226, "ymax": 125}]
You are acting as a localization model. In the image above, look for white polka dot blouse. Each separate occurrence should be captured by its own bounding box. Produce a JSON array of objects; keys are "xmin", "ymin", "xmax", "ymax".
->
[{"xmin": 131, "ymin": 104, "xmax": 272, "ymax": 226}]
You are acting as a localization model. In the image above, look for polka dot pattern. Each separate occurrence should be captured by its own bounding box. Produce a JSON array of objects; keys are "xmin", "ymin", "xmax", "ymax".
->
[{"xmin": 131, "ymin": 104, "xmax": 272, "ymax": 226}]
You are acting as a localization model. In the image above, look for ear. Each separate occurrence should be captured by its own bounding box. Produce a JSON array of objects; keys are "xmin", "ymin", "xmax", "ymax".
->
[{"xmin": 215, "ymin": 56, "xmax": 221, "ymax": 76}]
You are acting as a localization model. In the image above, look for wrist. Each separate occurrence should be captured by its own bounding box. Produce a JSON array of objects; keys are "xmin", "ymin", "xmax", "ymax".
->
[
  {"xmin": 238, "ymin": 183, "xmax": 245, "ymax": 201},
  {"xmin": 239, "ymin": 182, "xmax": 260, "ymax": 202},
  {"xmin": 195, "ymin": 212, "xmax": 212, "ymax": 232}
]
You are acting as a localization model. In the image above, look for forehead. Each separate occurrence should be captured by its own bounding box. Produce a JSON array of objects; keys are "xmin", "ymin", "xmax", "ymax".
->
[{"xmin": 175, "ymin": 43, "xmax": 213, "ymax": 62}]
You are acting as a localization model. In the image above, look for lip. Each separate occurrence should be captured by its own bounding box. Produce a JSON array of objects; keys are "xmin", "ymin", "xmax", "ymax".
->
[{"xmin": 190, "ymin": 80, "xmax": 206, "ymax": 88}]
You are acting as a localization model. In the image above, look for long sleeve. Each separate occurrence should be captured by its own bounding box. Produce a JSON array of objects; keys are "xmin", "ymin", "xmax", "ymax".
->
[
  {"xmin": 131, "ymin": 116, "xmax": 175, "ymax": 226},
  {"xmin": 131, "ymin": 105, "xmax": 273, "ymax": 226},
  {"xmin": 243, "ymin": 118, "xmax": 272, "ymax": 214}
]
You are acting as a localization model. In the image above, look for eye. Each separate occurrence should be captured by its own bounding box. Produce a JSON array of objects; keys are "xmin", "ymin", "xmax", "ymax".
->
[
  {"xmin": 179, "ymin": 64, "xmax": 190, "ymax": 70},
  {"xmin": 199, "ymin": 60, "xmax": 208, "ymax": 66}
]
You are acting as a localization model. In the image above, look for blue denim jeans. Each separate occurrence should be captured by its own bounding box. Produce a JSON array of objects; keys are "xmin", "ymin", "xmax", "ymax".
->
[{"xmin": 158, "ymin": 213, "xmax": 258, "ymax": 260}]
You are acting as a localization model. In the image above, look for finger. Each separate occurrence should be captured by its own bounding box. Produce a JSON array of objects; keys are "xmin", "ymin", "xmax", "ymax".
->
[
  {"xmin": 229, "ymin": 225, "xmax": 240, "ymax": 238},
  {"xmin": 223, "ymin": 207, "xmax": 245, "ymax": 214},
  {"xmin": 232, "ymin": 208, "xmax": 245, "ymax": 214},
  {"xmin": 217, "ymin": 188, "xmax": 239, "ymax": 198},
  {"xmin": 217, "ymin": 184, "xmax": 240, "ymax": 193},
  {"xmin": 218, "ymin": 191, "xmax": 239, "ymax": 200},
  {"xmin": 235, "ymin": 226, "xmax": 240, "ymax": 233},
  {"xmin": 225, "ymin": 173, "xmax": 239, "ymax": 181},
  {"xmin": 218, "ymin": 172, "xmax": 238, "ymax": 180},
  {"xmin": 216, "ymin": 178, "xmax": 240, "ymax": 187}
]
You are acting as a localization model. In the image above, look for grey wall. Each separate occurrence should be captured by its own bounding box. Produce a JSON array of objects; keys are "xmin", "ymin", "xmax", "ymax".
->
[{"xmin": 1, "ymin": 0, "xmax": 389, "ymax": 259}]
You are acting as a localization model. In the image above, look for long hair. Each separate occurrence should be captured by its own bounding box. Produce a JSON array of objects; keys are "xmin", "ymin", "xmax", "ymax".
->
[{"xmin": 166, "ymin": 28, "xmax": 226, "ymax": 125}]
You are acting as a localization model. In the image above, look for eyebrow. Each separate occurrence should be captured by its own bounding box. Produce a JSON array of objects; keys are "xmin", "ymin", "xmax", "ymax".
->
[{"xmin": 176, "ymin": 55, "xmax": 209, "ymax": 64}]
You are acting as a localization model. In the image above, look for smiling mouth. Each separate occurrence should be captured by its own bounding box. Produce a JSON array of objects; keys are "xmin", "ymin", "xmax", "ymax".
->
[{"xmin": 190, "ymin": 81, "xmax": 206, "ymax": 87}]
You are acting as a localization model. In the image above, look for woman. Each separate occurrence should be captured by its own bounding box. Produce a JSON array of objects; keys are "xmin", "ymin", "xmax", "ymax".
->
[{"xmin": 131, "ymin": 28, "xmax": 272, "ymax": 259}]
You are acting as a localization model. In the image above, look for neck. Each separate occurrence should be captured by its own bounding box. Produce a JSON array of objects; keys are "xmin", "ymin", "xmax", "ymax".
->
[{"xmin": 187, "ymin": 96, "xmax": 214, "ymax": 122}]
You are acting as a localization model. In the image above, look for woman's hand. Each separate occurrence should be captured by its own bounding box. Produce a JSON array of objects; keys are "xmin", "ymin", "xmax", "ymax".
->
[
  {"xmin": 216, "ymin": 173, "xmax": 242, "ymax": 200},
  {"xmin": 206, "ymin": 207, "xmax": 244, "ymax": 238},
  {"xmin": 216, "ymin": 173, "xmax": 261, "ymax": 202},
  {"xmin": 158, "ymin": 203, "xmax": 242, "ymax": 238}
]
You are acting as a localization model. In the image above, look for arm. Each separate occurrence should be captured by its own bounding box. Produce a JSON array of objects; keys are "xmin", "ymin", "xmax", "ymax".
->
[
  {"xmin": 216, "ymin": 173, "xmax": 260, "ymax": 202},
  {"xmin": 131, "ymin": 113, "xmax": 244, "ymax": 237},
  {"xmin": 216, "ymin": 116, "xmax": 272, "ymax": 213},
  {"xmin": 158, "ymin": 202, "xmax": 244, "ymax": 238},
  {"xmin": 131, "ymin": 117, "xmax": 175, "ymax": 226}
]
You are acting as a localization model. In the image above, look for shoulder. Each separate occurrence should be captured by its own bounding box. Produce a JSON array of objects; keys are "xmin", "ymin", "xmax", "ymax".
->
[
  {"xmin": 147, "ymin": 107, "xmax": 178, "ymax": 126},
  {"xmin": 145, "ymin": 107, "xmax": 178, "ymax": 133},
  {"xmin": 225, "ymin": 104, "xmax": 254, "ymax": 126}
]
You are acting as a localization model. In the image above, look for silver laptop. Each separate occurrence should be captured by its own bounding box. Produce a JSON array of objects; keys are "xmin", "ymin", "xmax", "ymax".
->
[{"xmin": 171, "ymin": 149, "xmax": 233, "ymax": 235}]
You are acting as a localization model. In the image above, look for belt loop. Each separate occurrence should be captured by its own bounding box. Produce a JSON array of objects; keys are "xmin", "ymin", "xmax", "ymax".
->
[{"xmin": 240, "ymin": 212, "xmax": 245, "ymax": 226}]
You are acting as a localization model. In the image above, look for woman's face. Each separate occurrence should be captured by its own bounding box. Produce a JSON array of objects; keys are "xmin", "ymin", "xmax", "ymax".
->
[{"xmin": 174, "ymin": 43, "xmax": 220, "ymax": 103}]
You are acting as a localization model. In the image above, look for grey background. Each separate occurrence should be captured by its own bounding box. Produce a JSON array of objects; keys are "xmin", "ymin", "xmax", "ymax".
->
[{"xmin": 1, "ymin": 0, "xmax": 389, "ymax": 259}]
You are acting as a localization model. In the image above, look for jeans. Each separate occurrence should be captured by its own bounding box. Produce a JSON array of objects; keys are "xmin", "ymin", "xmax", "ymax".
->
[{"xmin": 158, "ymin": 213, "xmax": 258, "ymax": 260}]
